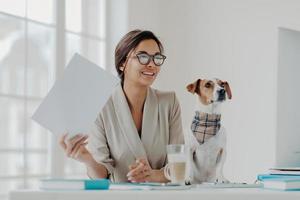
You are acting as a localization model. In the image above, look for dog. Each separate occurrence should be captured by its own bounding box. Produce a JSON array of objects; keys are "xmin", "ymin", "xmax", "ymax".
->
[{"xmin": 185, "ymin": 78, "xmax": 232, "ymax": 184}]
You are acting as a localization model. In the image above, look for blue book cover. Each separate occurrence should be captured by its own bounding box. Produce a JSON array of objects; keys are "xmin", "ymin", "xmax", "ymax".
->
[
  {"xmin": 84, "ymin": 179, "xmax": 110, "ymax": 190},
  {"xmin": 257, "ymin": 174, "xmax": 300, "ymax": 181}
]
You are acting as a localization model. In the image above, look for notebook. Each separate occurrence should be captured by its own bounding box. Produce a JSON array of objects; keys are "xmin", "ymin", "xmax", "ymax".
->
[
  {"xmin": 39, "ymin": 179, "xmax": 110, "ymax": 190},
  {"xmin": 269, "ymin": 167, "xmax": 300, "ymax": 175},
  {"xmin": 262, "ymin": 178, "xmax": 300, "ymax": 191},
  {"xmin": 109, "ymin": 182, "xmax": 191, "ymax": 190},
  {"xmin": 32, "ymin": 53, "xmax": 119, "ymax": 136},
  {"xmin": 194, "ymin": 182, "xmax": 262, "ymax": 189}
]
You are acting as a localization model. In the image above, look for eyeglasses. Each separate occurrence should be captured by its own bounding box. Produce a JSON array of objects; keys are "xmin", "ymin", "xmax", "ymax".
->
[{"xmin": 134, "ymin": 52, "xmax": 167, "ymax": 66}]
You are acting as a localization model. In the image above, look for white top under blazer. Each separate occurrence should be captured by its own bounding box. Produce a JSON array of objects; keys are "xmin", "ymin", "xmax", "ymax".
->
[{"xmin": 87, "ymin": 84, "xmax": 184, "ymax": 182}]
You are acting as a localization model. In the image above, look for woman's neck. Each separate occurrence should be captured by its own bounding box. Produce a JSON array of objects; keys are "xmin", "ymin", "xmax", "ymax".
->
[{"xmin": 122, "ymin": 81, "xmax": 148, "ymax": 112}]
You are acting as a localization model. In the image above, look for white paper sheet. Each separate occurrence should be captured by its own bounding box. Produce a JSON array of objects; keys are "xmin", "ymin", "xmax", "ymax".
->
[
  {"xmin": 109, "ymin": 183, "xmax": 192, "ymax": 190},
  {"xmin": 32, "ymin": 53, "xmax": 119, "ymax": 136}
]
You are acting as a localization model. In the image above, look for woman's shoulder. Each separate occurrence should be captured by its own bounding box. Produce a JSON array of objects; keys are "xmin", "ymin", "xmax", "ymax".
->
[
  {"xmin": 151, "ymin": 87, "xmax": 178, "ymax": 106},
  {"xmin": 152, "ymin": 88, "xmax": 175, "ymax": 97},
  {"xmin": 93, "ymin": 95, "xmax": 114, "ymax": 123},
  {"xmin": 101, "ymin": 95, "xmax": 114, "ymax": 113}
]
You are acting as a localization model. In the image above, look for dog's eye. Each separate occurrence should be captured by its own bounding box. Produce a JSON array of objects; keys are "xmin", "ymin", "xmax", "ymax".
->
[{"xmin": 205, "ymin": 83, "xmax": 211, "ymax": 88}]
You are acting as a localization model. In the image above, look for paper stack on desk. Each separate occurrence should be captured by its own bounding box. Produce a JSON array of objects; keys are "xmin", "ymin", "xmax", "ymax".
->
[
  {"xmin": 193, "ymin": 182, "xmax": 262, "ymax": 189},
  {"xmin": 109, "ymin": 183, "xmax": 191, "ymax": 190},
  {"xmin": 261, "ymin": 178, "xmax": 300, "ymax": 191},
  {"xmin": 269, "ymin": 167, "xmax": 300, "ymax": 175},
  {"xmin": 258, "ymin": 168, "xmax": 300, "ymax": 191},
  {"xmin": 39, "ymin": 179, "xmax": 110, "ymax": 190},
  {"xmin": 32, "ymin": 53, "xmax": 119, "ymax": 136}
]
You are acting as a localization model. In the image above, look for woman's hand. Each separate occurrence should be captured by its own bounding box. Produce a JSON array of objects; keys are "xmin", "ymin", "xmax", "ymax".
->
[
  {"xmin": 127, "ymin": 158, "xmax": 151, "ymax": 182},
  {"xmin": 127, "ymin": 158, "xmax": 168, "ymax": 183},
  {"xmin": 59, "ymin": 133, "xmax": 93, "ymax": 164}
]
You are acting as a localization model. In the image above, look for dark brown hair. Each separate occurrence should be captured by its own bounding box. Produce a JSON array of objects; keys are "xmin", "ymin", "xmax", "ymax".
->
[{"xmin": 115, "ymin": 29, "xmax": 164, "ymax": 84}]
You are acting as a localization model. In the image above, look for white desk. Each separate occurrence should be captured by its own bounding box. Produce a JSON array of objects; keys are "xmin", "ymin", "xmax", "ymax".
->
[{"xmin": 9, "ymin": 188, "xmax": 300, "ymax": 200}]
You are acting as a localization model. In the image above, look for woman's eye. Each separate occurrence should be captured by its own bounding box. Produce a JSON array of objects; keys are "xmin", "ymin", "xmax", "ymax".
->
[
  {"xmin": 139, "ymin": 55, "xmax": 149, "ymax": 61},
  {"xmin": 205, "ymin": 83, "xmax": 211, "ymax": 88},
  {"xmin": 154, "ymin": 55, "xmax": 163, "ymax": 60},
  {"xmin": 140, "ymin": 55, "xmax": 148, "ymax": 59}
]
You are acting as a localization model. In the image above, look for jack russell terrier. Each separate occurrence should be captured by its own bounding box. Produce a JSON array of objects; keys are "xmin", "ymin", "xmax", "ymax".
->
[{"xmin": 186, "ymin": 78, "xmax": 232, "ymax": 184}]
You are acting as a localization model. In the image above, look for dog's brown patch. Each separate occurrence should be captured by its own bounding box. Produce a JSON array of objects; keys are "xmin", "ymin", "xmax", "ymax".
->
[
  {"xmin": 216, "ymin": 79, "xmax": 232, "ymax": 99},
  {"xmin": 223, "ymin": 82, "xmax": 232, "ymax": 99},
  {"xmin": 199, "ymin": 80, "xmax": 215, "ymax": 105},
  {"xmin": 186, "ymin": 79, "xmax": 201, "ymax": 95},
  {"xmin": 187, "ymin": 79, "xmax": 215, "ymax": 105}
]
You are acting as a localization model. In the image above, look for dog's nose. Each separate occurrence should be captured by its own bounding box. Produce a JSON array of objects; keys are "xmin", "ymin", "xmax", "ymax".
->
[{"xmin": 220, "ymin": 89, "xmax": 225, "ymax": 95}]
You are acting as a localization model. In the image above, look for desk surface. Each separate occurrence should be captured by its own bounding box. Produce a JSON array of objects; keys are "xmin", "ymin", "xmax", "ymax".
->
[{"xmin": 9, "ymin": 188, "xmax": 300, "ymax": 200}]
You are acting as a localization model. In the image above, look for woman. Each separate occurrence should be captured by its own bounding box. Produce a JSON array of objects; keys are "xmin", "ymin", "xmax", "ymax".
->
[{"xmin": 59, "ymin": 30, "xmax": 184, "ymax": 183}]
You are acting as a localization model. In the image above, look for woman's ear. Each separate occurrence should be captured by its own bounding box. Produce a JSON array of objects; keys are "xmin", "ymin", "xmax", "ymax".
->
[{"xmin": 119, "ymin": 66, "xmax": 124, "ymax": 71}]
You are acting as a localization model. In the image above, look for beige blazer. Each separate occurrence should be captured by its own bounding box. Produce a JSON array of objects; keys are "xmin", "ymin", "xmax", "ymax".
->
[{"xmin": 87, "ymin": 84, "xmax": 183, "ymax": 182}]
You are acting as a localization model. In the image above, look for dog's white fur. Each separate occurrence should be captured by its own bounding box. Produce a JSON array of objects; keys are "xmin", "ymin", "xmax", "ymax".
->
[{"xmin": 186, "ymin": 78, "xmax": 231, "ymax": 184}]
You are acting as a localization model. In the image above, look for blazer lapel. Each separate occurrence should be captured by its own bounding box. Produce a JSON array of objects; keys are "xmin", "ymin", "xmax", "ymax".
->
[
  {"xmin": 141, "ymin": 88, "xmax": 159, "ymax": 163},
  {"xmin": 112, "ymin": 84, "xmax": 147, "ymax": 159}
]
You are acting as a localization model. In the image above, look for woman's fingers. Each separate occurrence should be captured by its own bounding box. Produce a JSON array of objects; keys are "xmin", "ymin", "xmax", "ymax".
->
[
  {"xmin": 67, "ymin": 135, "xmax": 88, "ymax": 157},
  {"xmin": 131, "ymin": 168, "xmax": 150, "ymax": 180},
  {"xmin": 127, "ymin": 162, "xmax": 144, "ymax": 177},
  {"xmin": 67, "ymin": 134, "xmax": 86, "ymax": 146},
  {"xmin": 129, "ymin": 168, "xmax": 151, "ymax": 182},
  {"xmin": 128, "ymin": 162, "xmax": 139, "ymax": 170},
  {"xmin": 71, "ymin": 135, "xmax": 88, "ymax": 151},
  {"xmin": 127, "ymin": 158, "xmax": 152, "ymax": 182},
  {"xmin": 130, "ymin": 158, "xmax": 148, "ymax": 170},
  {"xmin": 58, "ymin": 133, "xmax": 91, "ymax": 164},
  {"xmin": 69, "ymin": 136, "xmax": 88, "ymax": 157},
  {"xmin": 65, "ymin": 134, "xmax": 87, "ymax": 156},
  {"xmin": 136, "ymin": 158, "xmax": 148, "ymax": 165},
  {"xmin": 59, "ymin": 133, "xmax": 68, "ymax": 150},
  {"xmin": 127, "ymin": 162, "xmax": 151, "ymax": 182},
  {"xmin": 70, "ymin": 142, "xmax": 88, "ymax": 159}
]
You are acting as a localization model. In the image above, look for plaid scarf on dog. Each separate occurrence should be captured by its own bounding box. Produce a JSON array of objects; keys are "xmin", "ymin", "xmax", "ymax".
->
[{"xmin": 191, "ymin": 111, "xmax": 221, "ymax": 144}]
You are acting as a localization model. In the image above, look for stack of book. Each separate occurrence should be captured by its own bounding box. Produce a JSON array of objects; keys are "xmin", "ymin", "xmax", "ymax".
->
[
  {"xmin": 258, "ymin": 167, "xmax": 300, "ymax": 191},
  {"xmin": 109, "ymin": 182, "xmax": 191, "ymax": 190},
  {"xmin": 39, "ymin": 179, "xmax": 110, "ymax": 190},
  {"xmin": 39, "ymin": 179, "xmax": 192, "ymax": 191},
  {"xmin": 268, "ymin": 167, "xmax": 300, "ymax": 176}
]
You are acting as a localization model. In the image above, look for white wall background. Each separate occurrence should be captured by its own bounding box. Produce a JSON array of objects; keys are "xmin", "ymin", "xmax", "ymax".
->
[
  {"xmin": 119, "ymin": 0, "xmax": 300, "ymax": 182},
  {"xmin": 277, "ymin": 28, "xmax": 300, "ymax": 168}
]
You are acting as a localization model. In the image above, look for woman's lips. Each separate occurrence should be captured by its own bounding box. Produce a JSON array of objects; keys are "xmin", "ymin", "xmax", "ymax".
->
[{"xmin": 141, "ymin": 71, "xmax": 155, "ymax": 76}]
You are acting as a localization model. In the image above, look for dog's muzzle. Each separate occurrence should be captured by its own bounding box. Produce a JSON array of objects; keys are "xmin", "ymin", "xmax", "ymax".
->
[{"xmin": 217, "ymin": 89, "xmax": 226, "ymax": 101}]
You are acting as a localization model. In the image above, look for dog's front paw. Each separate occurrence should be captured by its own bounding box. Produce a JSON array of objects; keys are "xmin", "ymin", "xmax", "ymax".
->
[{"xmin": 215, "ymin": 177, "xmax": 230, "ymax": 184}]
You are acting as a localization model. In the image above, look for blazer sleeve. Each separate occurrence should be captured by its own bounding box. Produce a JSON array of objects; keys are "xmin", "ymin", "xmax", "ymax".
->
[
  {"xmin": 169, "ymin": 93, "xmax": 184, "ymax": 144},
  {"xmin": 87, "ymin": 113, "xmax": 115, "ymax": 176}
]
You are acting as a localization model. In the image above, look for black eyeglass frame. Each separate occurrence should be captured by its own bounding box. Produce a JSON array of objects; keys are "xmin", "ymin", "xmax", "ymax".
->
[{"xmin": 134, "ymin": 52, "xmax": 167, "ymax": 66}]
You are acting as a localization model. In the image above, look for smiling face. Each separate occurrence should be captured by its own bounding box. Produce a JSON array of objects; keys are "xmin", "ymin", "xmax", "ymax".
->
[
  {"xmin": 186, "ymin": 78, "xmax": 232, "ymax": 105},
  {"xmin": 120, "ymin": 39, "xmax": 161, "ymax": 87}
]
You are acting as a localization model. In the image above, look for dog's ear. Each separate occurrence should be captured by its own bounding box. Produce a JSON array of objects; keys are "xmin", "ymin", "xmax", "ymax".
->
[
  {"xmin": 223, "ymin": 81, "xmax": 232, "ymax": 99},
  {"xmin": 186, "ymin": 79, "xmax": 201, "ymax": 95},
  {"xmin": 186, "ymin": 82, "xmax": 195, "ymax": 93}
]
